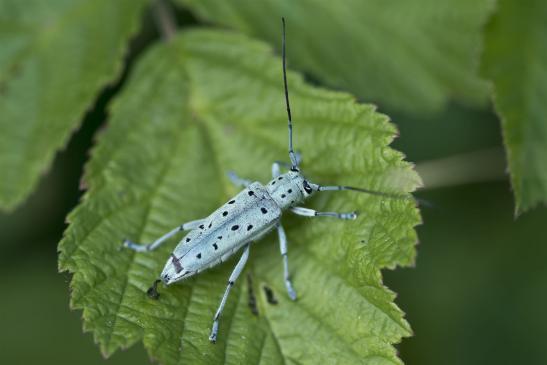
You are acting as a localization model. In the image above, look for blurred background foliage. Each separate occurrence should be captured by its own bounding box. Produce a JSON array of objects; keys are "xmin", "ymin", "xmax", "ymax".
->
[{"xmin": 1, "ymin": 0, "xmax": 546, "ymax": 364}]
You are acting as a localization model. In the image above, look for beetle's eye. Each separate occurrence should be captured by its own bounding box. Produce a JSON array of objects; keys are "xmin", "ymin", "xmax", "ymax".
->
[{"xmin": 303, "ymin": 181, "xmax": 313, "ymax": 194}]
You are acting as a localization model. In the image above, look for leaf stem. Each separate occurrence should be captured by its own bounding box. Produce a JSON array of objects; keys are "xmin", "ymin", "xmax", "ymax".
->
[
  {"xmin": 153, "ymin": 0, "xmax": 177, "ymax": 42},
  {"xmin": 416, "ymin": 147, "xmax": 507, "ymax": 190}
]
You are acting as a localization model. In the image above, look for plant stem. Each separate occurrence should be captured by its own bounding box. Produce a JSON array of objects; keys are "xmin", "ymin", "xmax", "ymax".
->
[
  {"xmin": 153, "ymin": 0, "xmax": 177, "ymax": 42},
  {"xmin": 416, "ymin": 147, "xmax": 507, "ymax": 190}
]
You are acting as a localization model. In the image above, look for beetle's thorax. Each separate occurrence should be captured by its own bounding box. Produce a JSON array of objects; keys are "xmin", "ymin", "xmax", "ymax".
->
[{"xmin": 266, "ymin": 170, "xmax": 312, "ymax": 209}]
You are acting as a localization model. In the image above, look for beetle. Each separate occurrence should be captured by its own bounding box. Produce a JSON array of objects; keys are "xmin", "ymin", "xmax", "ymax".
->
[{"xmin": 123, "ymin": 17, "xmax": 412, "ymax": 343}]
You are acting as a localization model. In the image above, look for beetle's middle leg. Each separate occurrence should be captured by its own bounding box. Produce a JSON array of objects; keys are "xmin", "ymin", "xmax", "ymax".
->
[
  {"xmin": 277, "ymin": 224, "xmax": 297, "ymax": 300},
  {"xmin": 209, "ymin": 243, "xmax": 250, "ymax": 343},
  {"xmin": 122, "ymin": 218, "xmax": 206, "ymax": 252}
]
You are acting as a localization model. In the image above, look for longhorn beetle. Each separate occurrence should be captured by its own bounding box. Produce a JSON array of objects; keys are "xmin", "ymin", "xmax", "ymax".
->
[{"xmin": 123, "ymin": 18, "xmax": 415, "ymax": 343}]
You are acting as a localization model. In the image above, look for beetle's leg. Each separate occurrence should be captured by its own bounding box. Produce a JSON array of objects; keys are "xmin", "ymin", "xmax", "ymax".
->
[
  {"xmin": 209, "ymin": 243, "xmax": 250, "ymax": 343},
  {"xmin": 227, "ymin": 171, "xmax": 252, "ymax": 188},
  {"xmin": 277, "ymin": 224, "xmax": 297, "ymax": 300},
  {"xmin": 122, "ymin": 218, "xmax": 206, "ymax": 252},
  {"xmin": 272, "ymin": 162, "xmax": 283, "ymax": 178},
  {"xmin": 290, "ymin": 207, "xmax": 358, "ymax": 220}
]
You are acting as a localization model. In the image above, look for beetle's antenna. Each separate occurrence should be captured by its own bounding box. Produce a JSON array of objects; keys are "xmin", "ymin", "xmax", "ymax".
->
[
  {"xmin": 282, "ymin": 17, "xmax": 299, "ymax": 171},
  {"xmin": 318, "ymin": 185, "xmax": 408, "ymax": 197},
  {"xmin": 316, "ymin": 184, "xmax": 431, "ymax": 207}
]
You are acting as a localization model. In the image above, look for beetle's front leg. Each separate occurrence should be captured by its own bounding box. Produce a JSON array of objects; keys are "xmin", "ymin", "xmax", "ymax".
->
[
  {"xmin": 227, "ymin": 171, "xmax": 252, "ymax": 188},
  {"xmin": 209, "ymin": 243, "xmax": 250, "ymax": 343},
  {"xmin": 290, "ymin": 207, "xmax": 358, "ymax": 220}
]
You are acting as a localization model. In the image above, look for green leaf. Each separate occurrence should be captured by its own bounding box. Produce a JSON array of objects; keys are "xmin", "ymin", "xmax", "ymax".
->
[
  {"xmin": 176, "ymin": 0, "xmax": 494, "ymax": 114},
  {"xmin": 0, "ymin": 0, "xmax": 148, "ymax": 210},
  {"xmin": 59, "ymin": 29, "xmax": 421, "ymax": 364},
  {"xmin": 481, "ymin": 0, "xmax": 547, "ymax": 213}
]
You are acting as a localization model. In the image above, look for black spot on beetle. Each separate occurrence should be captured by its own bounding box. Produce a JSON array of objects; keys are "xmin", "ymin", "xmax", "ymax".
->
[
  {"xmin": 281, "ymin": 194, "xmax": 286, "ymax": 198},
  {"xmin": 208, "ymin": 222, "xmax": 212, "ymax": 228},
  {"xmin": 263, "ymin": 286, "xmax": 278, "ymax": 305},
  {"xmin": 213, "ymin": 243, "xmax": 218, "ymax": 250},
  {"xmin": 271, "ymin": 181, "xmax": 276, "ymax": 185},
  {"xmin": 231, "ymin": 225, "xmax": 239, "ymax": 231},
  {"xmin": 217, "ymin": 236, "xmax": 223, "ymax": 240},
  {"xmin": 228, "ymin": 200, "xmax": 235, "ymax": 204},
  {"xmin": 247, "ymin": 224, "xmax": 253, "ymax": 231},
  {"xmin": 288, "ymin": 189, "xmax": 292, "ymax": 193},
  {"xmin": 261, "ymin": 207, "xmax": 268, "ymax": 214},
  {"xmin": 186, "ymin": 238, "xmax": 191, "ymax": 242},
  {"xmin": 199, "ymin": 224, "xmax": 204, "ymax": 229},
  {"xmin": 248, "ymin": 191, "xmax": 255, "ymax": 196},
  {"xmin": 222, "ymin": 211, "xmax": 228, "ymax": 216},
  {"xmin": 278, "ymin": 176, "xmax": 283, "ymax": 180},
  {"xmin": 196, "ymin": 253, "xmax": 202, "ymax": 259}
]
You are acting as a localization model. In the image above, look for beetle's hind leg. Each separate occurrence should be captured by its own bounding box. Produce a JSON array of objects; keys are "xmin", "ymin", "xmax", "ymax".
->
[
  {"xmin": 122, "ymin": 218, "xmax": 206, "ymax": 252},
  {"xmin": 209, "ymin": 243, "xmax": 250, "ymax": 343}
]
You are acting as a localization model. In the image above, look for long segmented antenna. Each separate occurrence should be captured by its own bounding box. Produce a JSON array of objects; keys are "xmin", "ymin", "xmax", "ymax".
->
[
  {"xmin": 282, "ymin": 17, "xmax": 299, "ymax": 171},
  {"xmin": 316, "ymin": 184, "xmax": 431, "ymax": 207},
  {"xmin": 318, "ymin": 185, "xmax": 406, "ymax": 197}
]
